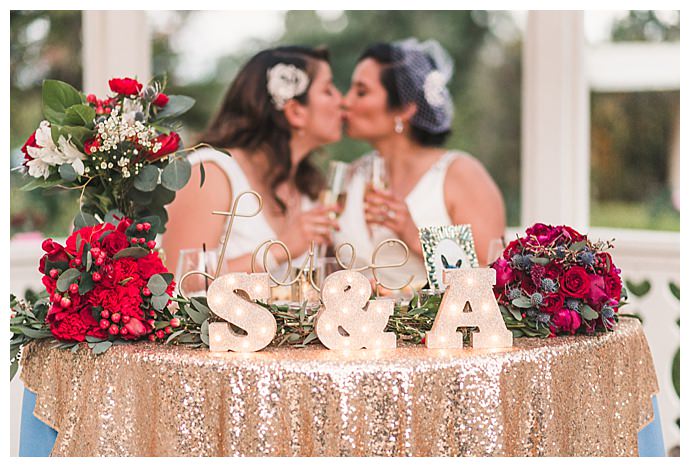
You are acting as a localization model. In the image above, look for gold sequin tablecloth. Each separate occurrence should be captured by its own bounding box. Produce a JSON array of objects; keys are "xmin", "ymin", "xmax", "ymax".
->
[{"xmin": 21, "ymin": 318, "xmax": 658, "ymax": 456}]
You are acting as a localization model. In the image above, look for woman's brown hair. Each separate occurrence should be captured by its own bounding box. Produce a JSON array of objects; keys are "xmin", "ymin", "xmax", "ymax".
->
[{"xmin": 199, "ymin": 46, "xmax": 328, "ymax": 212}]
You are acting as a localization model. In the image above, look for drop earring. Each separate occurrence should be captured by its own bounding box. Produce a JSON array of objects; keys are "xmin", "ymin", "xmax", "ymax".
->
[{"xmin": 394, "ymin": 117, "xmax": 404, "ymax": 134}]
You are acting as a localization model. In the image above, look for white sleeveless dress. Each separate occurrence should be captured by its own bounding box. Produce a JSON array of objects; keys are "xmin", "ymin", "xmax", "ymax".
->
[
  {"xmin": 334, "ymin": 151, "xmax": 462, "ymax": 290},
  {"xmin": 183, "ymin": 147, "xmax": 314, "ymax": 273}
]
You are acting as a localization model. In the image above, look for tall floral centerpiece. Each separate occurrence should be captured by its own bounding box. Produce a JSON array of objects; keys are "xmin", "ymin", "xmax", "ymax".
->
[{"xmin": 19, "ymin": 77, "xmax": 196, "ymax": 231}]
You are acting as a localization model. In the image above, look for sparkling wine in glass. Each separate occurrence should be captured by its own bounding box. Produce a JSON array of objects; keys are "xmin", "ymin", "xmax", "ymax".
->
[
  {"xmin": 366, "ymin": 156, "xmax": 390, "ymax": 237},
  {"xmin": 319, "ymin": 160, "xmax": 350, "ymax": 219}
]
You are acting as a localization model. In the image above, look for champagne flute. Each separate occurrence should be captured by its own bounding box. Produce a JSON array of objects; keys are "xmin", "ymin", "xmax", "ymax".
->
[
  {"xmin": 366, "ymin": 156, "xmax": 390, "ymax": 237},
  {"xmin": 319, "ymin": 160, "xmax": 350, "ymax": 218},
  {"xmin": 175, "ymin": 246, "xmax": 226, "ymax": 297},
  {"xmin": 317, "ymin": 161, "xmax": 350, "ymax": 259}
]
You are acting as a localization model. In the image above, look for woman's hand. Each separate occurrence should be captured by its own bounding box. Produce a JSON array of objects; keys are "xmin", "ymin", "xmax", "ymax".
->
[
  {"xmin": 364, "ymin": 188, "xmax": 422, "ymax": 256},
  {"xmin": 275, "ymin": 205, "xmax": 340, "ymax": 261}
]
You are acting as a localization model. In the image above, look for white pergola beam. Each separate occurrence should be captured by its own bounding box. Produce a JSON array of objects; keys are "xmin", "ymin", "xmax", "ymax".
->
[
  {"xmin": 82, "ymin": 11, "xmax": 151, "ymax": 96},
  {"xmin": 521, "ymin": 11, "xmax": 590, "ymax": 230},
  {"xmin": 587, "ymin": 42, "xmax": 680, "ymax": 92}
]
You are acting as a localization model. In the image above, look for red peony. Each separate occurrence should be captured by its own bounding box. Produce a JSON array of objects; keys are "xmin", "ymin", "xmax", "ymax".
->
[
  {"xmin": 540, "ymin": 292, "xmax": 565, "ymax": 314},
  {"xmin": 108, "ymin": 77, "xmax": 143, "ymax": 96},
  {"xmin": 39, "ymin": 238, "xmax": 70, "ymax": 274},
  {"xmin": 587, "ymin": 274, "xmax": 608, "ymax": 305},
  {"xmin": 100, "ymin": 230, "xmax": 129, "ymax": 255},
  {"xmin": 551, "ymin": 308, "xmax": 582, "ymax": 335},
  {"xmin": 65, "ymin": 223, "xmax": 115, "ymax": 256},
  {"xmin": 150, "ymin": 132, "xmax": 181, "ymax": 160},
  {"xmin": 153, "ymin": 93, "xmax": 169, "ymax": 107},
  {"xmin": 492, "ymin": 258, "xmax": 514, "ymax": 289},
  {"xmin": 604, "ymin": 271, "xmax": 622, "ymax": 301},
  {"xmin": 561, "ymin": 266, "xmax": 590, "ymax": 298}
]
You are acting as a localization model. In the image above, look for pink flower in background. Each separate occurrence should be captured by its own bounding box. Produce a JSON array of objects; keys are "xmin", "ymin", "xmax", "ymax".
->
[
  {"xmin": 552, "ymin": 308, "xmax": 582, "ymax": 335},
  {"xmin": 492, "ymin": 258, "xmax": 514, "ymax": 288}
]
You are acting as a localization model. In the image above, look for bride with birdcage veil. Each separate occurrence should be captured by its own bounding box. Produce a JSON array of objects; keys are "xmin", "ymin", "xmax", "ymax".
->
[{"xmin": 336, "ymin": 38, "xmax": 506, "ymax": 295}]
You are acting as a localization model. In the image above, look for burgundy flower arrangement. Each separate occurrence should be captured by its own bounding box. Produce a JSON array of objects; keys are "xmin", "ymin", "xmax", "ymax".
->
[
  {"xmin": 491, "ymin": 223, "xmax": 626, "ymax": 337},
  {"xmin": 39, "ymin": 216, "xmax": 177, "ymax": 348}
]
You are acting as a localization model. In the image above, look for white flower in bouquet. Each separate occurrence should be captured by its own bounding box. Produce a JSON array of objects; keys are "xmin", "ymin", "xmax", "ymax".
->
[{"xmin": 57, "ymin": 136, "xmax": 86, "ymax": 176}]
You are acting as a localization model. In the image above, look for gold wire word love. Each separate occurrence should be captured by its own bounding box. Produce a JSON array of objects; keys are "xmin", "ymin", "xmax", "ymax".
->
[{"xmin": 250, "ymin": 238, "xmax": 415, "ymax": 295}]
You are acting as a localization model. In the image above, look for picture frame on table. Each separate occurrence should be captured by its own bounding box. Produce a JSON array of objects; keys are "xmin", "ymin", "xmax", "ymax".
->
[{"xmin": 419, "ymin": 224, "xmax": 479, "ymax": 291}]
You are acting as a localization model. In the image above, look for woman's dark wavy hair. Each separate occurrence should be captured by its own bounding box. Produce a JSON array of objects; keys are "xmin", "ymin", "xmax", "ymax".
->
[
  {"xmin": 199, "ymin": 46, "xmax": 328, "ymax": 212},
  {"xmin": 358, "ymin": 43, "xmax": 451, "ymax": 147}
]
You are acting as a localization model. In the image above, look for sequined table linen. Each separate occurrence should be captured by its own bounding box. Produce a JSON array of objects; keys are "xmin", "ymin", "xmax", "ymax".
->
[{"xmin": 21, "ymin": 318, "xmax": 657, "ymax": 456}]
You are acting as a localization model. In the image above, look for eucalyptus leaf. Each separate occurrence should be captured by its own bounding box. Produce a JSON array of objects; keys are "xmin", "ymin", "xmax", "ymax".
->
[
  {"xmin": 183, "ymin": 304, "xmax": 209, "ymax": 325},
  {"xmin": 511, "ymin": 297, "xmax": 533, "ymax": 309},
  {"xmin": 128, "ymin": 188, "xmax": 154, "ymax": 206},
  {"xmin": 147, "ymin": 274, "xmax": 169, "ymax": 296},
  {"xmin": 57, "ymin": 268, "xmax": 81, "ymax": 292},
  {"xmin": 190, "ymin": 297, "xmax": 213, "ymax": 320},
  {"xmin": 11, "ymin": 361, "xmax": 19, "ymax": 381},
  {"xmin": 79, "ymin": 271, "xmax": 94, "ymax": 295},
  {"xmin": 133, "ymin": 165, "xmax": 160, "ymax": 192},
  {"xmin": 154, "ymin": 95, "xmax": 195, "ymax": 120},
  {"xmin": 17, "ymin": 327, "xmax": 53, "ymax": 339},
  {"xmin": 529, "ymin": 256, "xmax": 550, "ymax": 265},
  {"xmin": 165, "ymin": 329, "xmax": 185, "ymax": 344},
  {"xmin": 161, "ymin": 157, "xmax": 192, "ymax": 191},
  {"xmin": 200, "ymin": 320, "xmax": 210, "ymax": 346},
  {"xmin": 20, "ymin": 178, "xmax": 64, "ymax": 192},
  {"xmin": 92, "ymin": 341, "xmax": 113, "ymax": 355},
  {"xmin": 42, "ymin": 79, "xmax": 83, "ymax": 124},
  {"xmin": 74, "ymin": 211, "xmax": 99, "ymax": 229},
  {"xmin": 152, "ymin": 185, "xmax": 176, "ymax": 205},
  {"xmin": 58, "ymin": 163, "xmax": 77, "ymax": 182},
  {"xmin": 151, "ymin": 293, "xmax": 170, "ymax": 311},
  {"xmin": 113, "ymin": 247, "xmax": 149, "ymax": 260},
  {"xmin": 580, "ymin": 304, "xmax": 599, "ymax": 320}
]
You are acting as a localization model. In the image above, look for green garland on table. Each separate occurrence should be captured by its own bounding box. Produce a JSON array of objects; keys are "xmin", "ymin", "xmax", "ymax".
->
[{"xmin": 9, "ymin": 290, "xmax": 462, "ymax": 380}]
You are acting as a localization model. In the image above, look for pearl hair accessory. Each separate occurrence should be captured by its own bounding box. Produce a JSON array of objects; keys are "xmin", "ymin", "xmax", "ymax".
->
[
  {"xmin": 266, "ymin": 63, "xmax": 310, "ymax": 111},
  {"xmin": 425, "ymin": 268, "xmax": 513, "ymax": 349}
]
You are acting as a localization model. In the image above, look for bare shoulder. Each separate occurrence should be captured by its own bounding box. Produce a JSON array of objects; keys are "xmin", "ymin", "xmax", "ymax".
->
[{"xmin": 446, "ymin": 152, "xmax": 496, "ymax": 189}]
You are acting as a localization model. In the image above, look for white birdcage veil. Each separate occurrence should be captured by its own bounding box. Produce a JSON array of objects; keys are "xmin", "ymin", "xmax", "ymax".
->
[{"xmin": 391, "ymin": 38, "xmax": 454, "ymax": 134}]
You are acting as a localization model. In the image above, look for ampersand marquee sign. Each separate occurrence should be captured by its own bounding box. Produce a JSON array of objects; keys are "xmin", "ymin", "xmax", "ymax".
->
[{"xmin": 315, "ymin": 270, "xmax": 396, "ymax": 350}]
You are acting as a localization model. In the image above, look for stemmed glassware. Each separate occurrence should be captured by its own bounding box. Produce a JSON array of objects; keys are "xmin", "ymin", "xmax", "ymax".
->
[
  {"xmin": 317, "ymin": 160, "xmax": 350, "ymax": 260},
  {"xmin": 366, "ymin": 156, "xmax": 390, "ymax": 238}
]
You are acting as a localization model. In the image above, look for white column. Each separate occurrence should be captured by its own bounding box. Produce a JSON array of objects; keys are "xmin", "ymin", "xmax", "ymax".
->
[
  {"xmin": 521, "ymin": 11, "xmax": 589, "ymax": 230},
  {"xmin": 82, "ymin": 11, "xmax": 151, "ymax": 96}
]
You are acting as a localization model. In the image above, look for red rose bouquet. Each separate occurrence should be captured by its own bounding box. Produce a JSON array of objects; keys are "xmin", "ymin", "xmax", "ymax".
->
[
  {"xmin": 19, "ymin": 76, "xmax": 197, "ymax": 232},
  {"xmin": 491, "ymin": 223, "xmax": 626, "ymax": 337},
  {"xmin": 39, "ymin": 216, "xmax": 177, "ymax": 346}
]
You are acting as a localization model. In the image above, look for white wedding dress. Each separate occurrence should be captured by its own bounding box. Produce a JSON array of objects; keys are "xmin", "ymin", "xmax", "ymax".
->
[
  {"xmin": 334, "ymin": 150, "xmax": 463, "ymax": 291},
  {"xmin": 184, "ymin": 147, "xmax": 314, "ymax": 274}
]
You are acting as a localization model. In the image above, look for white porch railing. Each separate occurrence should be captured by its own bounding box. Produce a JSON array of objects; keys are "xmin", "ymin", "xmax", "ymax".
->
[{"xmin": 9, "ymin": 228, "xmax": 680, "ymax": 455}]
